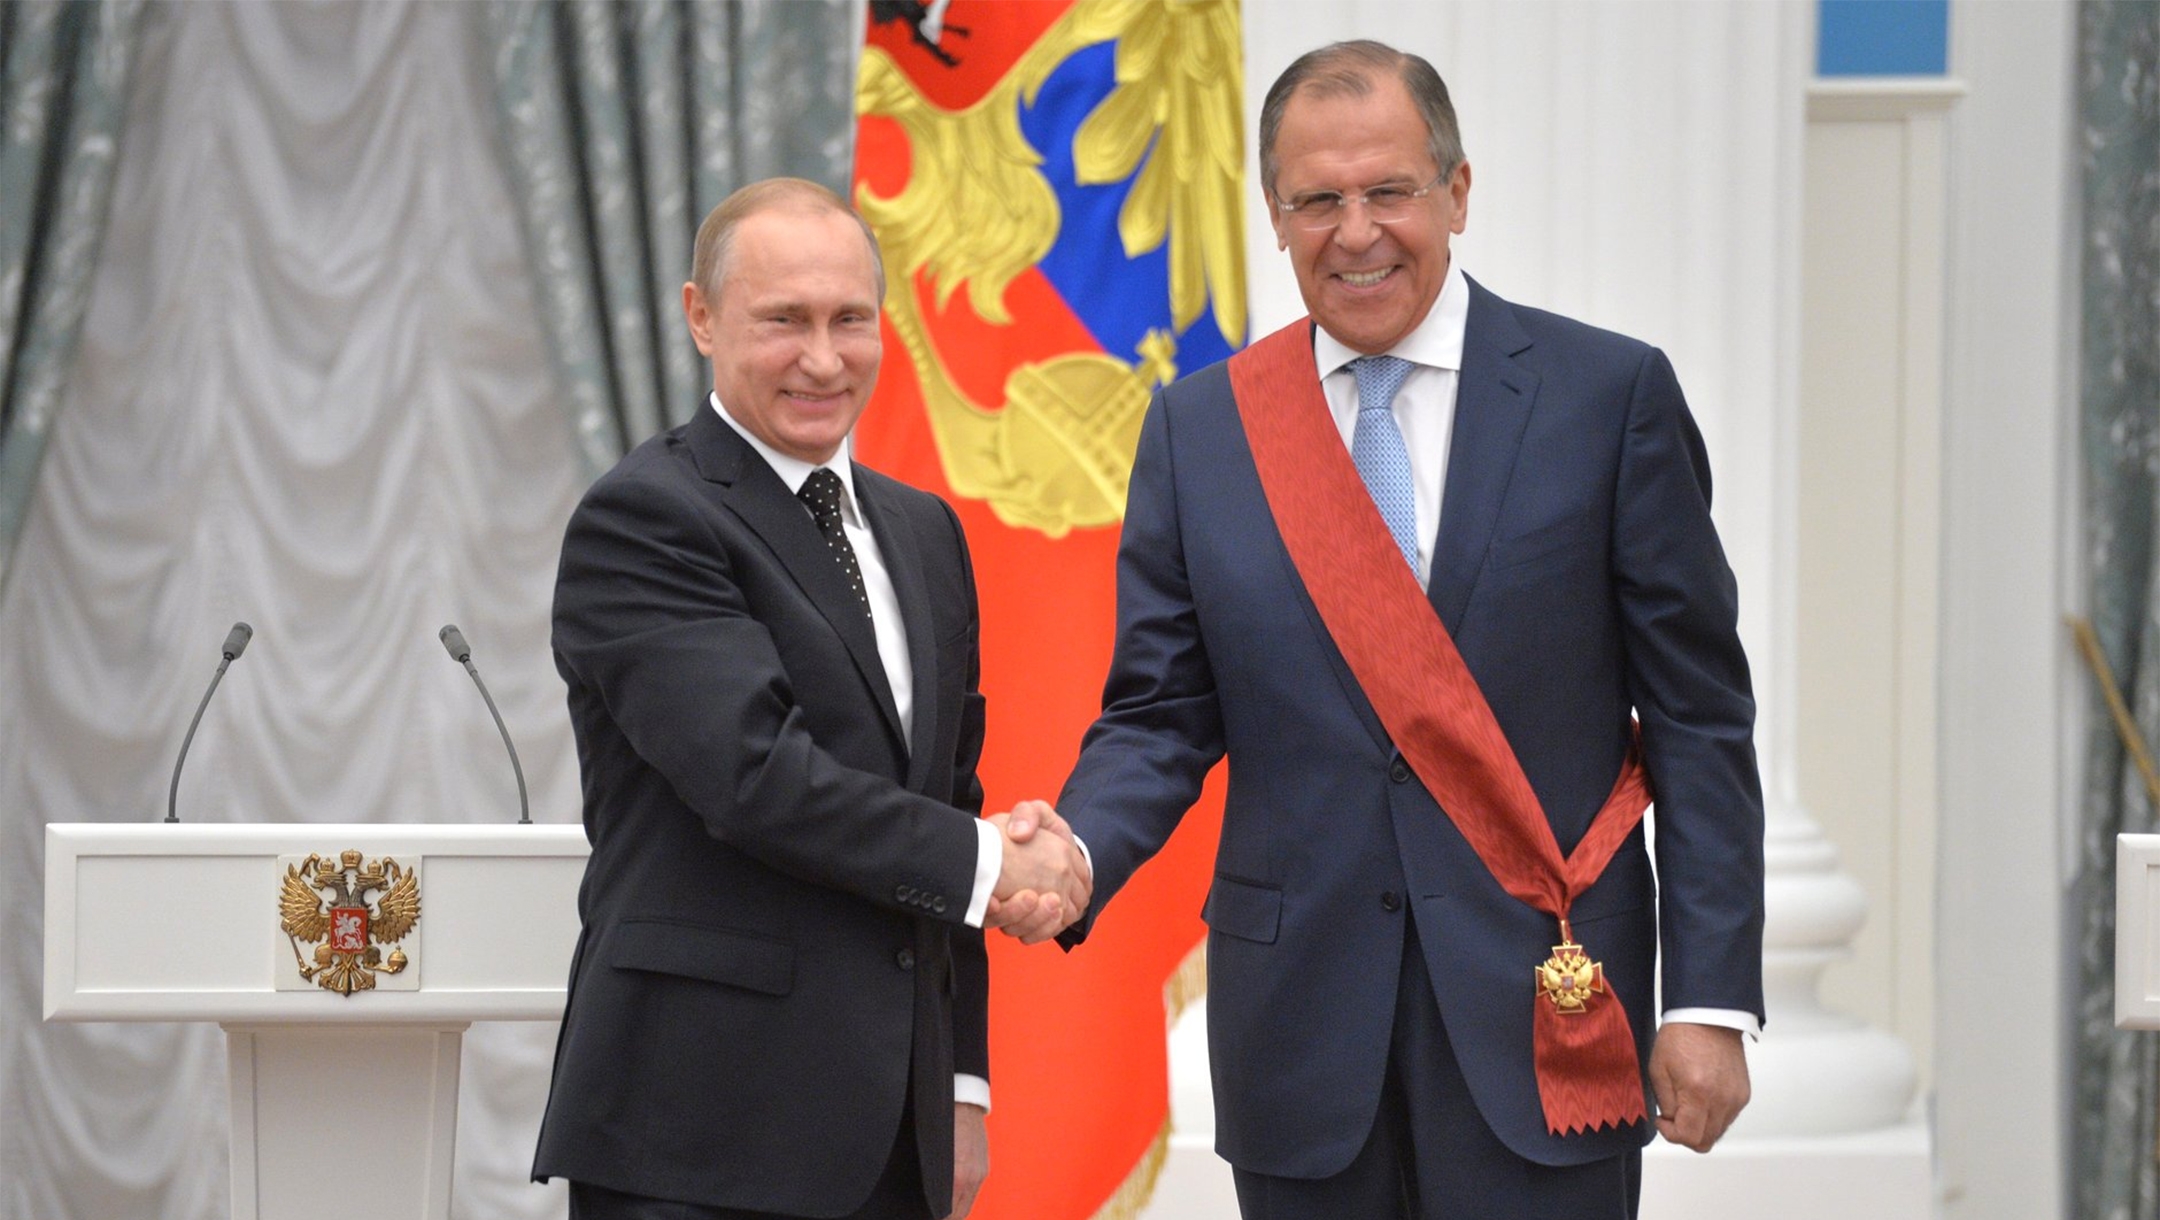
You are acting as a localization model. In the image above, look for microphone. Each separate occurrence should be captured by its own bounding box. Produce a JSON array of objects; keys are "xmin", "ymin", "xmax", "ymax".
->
[
  {"xmin": 166, "ymin": 622, "xmax": 253, "ymax": 823},
  {"xmin": 439, "ymin": 624, "xmax": 530, "ymax": 824}
]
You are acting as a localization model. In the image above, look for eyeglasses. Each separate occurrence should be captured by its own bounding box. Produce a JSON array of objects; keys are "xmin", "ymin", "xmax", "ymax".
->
[{"xmin": 1273, "ymin": 170, "xmax": 1449, "ymax": 231}]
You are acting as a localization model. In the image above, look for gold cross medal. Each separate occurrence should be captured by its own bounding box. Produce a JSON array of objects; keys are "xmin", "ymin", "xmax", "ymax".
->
[{"xmin": 1535, "ymin": 921, "xmax": 1605, "ymax": 1016}]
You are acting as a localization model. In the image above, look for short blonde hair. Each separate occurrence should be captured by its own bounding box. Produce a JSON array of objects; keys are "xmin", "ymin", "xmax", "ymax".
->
[{"xmin": 690, "ymin": 178, "xmax": 886, "ymax": 302}]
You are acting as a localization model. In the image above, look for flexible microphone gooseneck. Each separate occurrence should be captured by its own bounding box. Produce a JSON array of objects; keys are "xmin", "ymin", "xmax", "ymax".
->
[
  {"xmin": 166, "ymin": 622, "xmax": 253, "ymax": 824},
  {"xmin": 439, "ymin": 624, "xmax": 530, "ymax": 825}
]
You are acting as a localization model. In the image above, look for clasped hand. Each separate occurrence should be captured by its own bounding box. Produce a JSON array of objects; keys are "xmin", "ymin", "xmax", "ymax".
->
[{"xmin": 984, "ymin": 800, "xmax": 1090, "ymax": 944}]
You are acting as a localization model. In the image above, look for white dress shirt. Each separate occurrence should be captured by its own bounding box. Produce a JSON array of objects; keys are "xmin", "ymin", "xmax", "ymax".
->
[
  {"xmin": 1305, "ymin": 274, "xmax": 1757, "ymax": 1040},
  {"xmin": 711, "ymin": 397, "xmax": 1001, "ymax": 1106},
  {"xmin": 1315, "ymin": 259, "xmax": 1470, "ymax": 588}
]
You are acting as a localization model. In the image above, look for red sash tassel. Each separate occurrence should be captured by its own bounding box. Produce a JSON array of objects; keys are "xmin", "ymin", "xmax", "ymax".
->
[
  {"xmin": 1534, "ymin": 975, "xmax": 1648, "ymax": 1136},
  {"xmin": 1227, "ymin": 319, "xmax": 1650, "ymax": 1135}
]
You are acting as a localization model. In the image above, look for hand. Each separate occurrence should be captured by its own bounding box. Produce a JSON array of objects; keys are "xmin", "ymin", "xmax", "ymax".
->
[
  {"xmin": 951, "ymin": 1101, "xmax": 988, "ymax": 1217},
  {"xmin": 986, "ymin": 801, "xmax": 1088, "ymax": 942},
  {"xmin": 985, "ymin": 801, "xmax": 1090, "ymax": 944},
  {"xmin": 1648, "ymin": 1022, "xmax": 1750, "ymax": 1152},
  {"xmin": 1003, "ymin": 799, "xmax": 1075, "ymax": 849}
]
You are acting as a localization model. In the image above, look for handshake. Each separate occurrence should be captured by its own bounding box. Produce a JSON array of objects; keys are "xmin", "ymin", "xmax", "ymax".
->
[{"xmin": 984, "ymin": 800, "xmax": 1090, "ymax": 945}]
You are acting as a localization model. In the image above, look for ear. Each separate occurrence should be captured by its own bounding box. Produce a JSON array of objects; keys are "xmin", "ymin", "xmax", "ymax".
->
[
  {"xmin": 1447, "ymin": 161, "xmax": 1472, "ymax": 236},
  {"xmin": 683, "ymin": 281, "xmax": 716, "ymax": 357},
  {"xmin": 1264, "ymin": 185, "xmax": 1290, "ymax": 251}
]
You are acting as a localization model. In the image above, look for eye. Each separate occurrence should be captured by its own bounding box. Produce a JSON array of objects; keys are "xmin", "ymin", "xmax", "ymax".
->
[
  {"xmin": 1289, "ymin": 191, "xmax": 1344, "ymax": 217},
  {"xmin": 1363, "ymin": 187, "xmax": 1412, "ymax": 208}
]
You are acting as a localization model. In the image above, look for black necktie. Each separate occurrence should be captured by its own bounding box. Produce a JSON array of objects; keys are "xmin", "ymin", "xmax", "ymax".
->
[{"xmin": 797, "ymin": 468, "xmax": 872, "ymax": 615}]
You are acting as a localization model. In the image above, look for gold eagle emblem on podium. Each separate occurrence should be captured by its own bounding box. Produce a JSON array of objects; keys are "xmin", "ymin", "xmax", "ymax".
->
[{"xmin": 278, "ymin": 850, "xmax": 421, "ymax": 997}]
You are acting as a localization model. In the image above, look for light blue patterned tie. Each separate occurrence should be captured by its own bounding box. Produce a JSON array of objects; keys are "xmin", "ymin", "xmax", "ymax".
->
[{"xmin": 1349, "ymin": 355, "xmax": 1420, "ymax": 572}]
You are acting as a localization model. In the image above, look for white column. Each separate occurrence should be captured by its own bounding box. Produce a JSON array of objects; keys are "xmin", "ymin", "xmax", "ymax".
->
[
  {"xmin": 1728, "ymin": 79, "xmax": 1966, "ymax": 1143},
  {"xmin": 1743, "ymin": 797, "xmax": 1921, "ymax": 1133},
  {"xmin": 1934, "ymin": 3, "xmax": 2076, "ymax": 1215}
]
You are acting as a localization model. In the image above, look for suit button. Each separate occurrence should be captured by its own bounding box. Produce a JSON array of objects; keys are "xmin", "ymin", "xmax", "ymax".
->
[
  {"xmin": 896, "ymin": 949, "xmax": 916, "ymax": 971},
  {"xmin": 932, "ymin": 896, "xmax": 948, "ymax": 915},
  {"xmin": 1389, "ymin": 759, "xmax": 1412, "ymax": 784},
  {"xmin": 1380, "ymin": 891, "xmax": 1402, "ymax": 912},
  {"xmin": 897, "ymin": 885, "xmax": 915, "ymax": 903}
]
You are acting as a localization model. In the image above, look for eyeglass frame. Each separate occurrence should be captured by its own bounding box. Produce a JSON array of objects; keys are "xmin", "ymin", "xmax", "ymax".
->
[{"xmin": 1271, "ymin": 168, "xmax": 1454, "ymax": 231}]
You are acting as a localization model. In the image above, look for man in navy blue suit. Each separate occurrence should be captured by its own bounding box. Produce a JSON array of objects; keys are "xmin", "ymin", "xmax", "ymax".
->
[{"xmin": 1009, "ymin": 40, "xmax": 1764, "ymax": 1220}]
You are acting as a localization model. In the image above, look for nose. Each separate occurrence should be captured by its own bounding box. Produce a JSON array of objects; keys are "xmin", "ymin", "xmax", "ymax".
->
[
  {"xmin": 799, "ymin": 326, "xmax": 844, "ymax": 378},
  {"xmin": 1331, "ymin": 200, "xmax": 1385, "ymax": 251}
]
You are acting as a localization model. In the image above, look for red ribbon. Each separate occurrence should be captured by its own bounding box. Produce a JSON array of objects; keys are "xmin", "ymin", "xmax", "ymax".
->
[{"xmin": 1226, "ymin": 319, "xmax": 1651, "ymax": 1135}]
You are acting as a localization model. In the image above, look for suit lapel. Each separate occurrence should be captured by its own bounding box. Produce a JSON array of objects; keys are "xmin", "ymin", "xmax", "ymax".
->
[
  {"xmin": 686, "ymin": 409, "xmax": 906, "ymax": 748},
  {"xmin": 1429, "ymin": 278, "xmax": 1539, "ymax": 634},
  {"xmin": 854, "ymin": 470, "xmax": 942, "ymax": 792}
]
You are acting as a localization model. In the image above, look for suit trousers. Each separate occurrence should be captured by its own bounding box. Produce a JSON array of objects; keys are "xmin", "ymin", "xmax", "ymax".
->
[
  {"xmin": 1231, "ymin": 916, "xmax": 1642, "ymax": 1220},
  {"xmin": 567, "ymin": 1089, "xmax": 932, "ymax": 1220}
]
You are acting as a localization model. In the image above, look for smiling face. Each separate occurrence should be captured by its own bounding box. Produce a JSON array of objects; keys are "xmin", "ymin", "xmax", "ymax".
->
[
  {"xmin": 684, "ymin": 205, "xmax": 883, "ymax": 465},
  {"xmin": 1266, "ymin": 74, "xmax": 1470, "ymax": 355}
]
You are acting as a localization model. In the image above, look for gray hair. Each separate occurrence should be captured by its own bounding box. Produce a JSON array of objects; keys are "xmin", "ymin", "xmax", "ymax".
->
[{"xmin": 1257, "ymin": 41, "xmax": 1464, "ymax": 198}]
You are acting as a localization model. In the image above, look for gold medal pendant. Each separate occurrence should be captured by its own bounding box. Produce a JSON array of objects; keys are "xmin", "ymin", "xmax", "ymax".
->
[{"xmin": 1534, "ymin": 921, "xmax": 1605, "ymax": 1016}]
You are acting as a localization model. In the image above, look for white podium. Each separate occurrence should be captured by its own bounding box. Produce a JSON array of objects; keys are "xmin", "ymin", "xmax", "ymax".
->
[
  {"xmin": 2117, "ymin": 834, "xmax": 2160, "ymax": 1029},
  {"xmin": 44, "ymin": 823, "xmax": 588, "ymax": 1220}
]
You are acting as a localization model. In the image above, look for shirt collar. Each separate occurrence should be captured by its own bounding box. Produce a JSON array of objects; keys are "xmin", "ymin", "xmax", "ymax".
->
[
  {"xmin": 1314, "ymin": 258, "xmax": 1469, "ymax": 379},
  {"xmin": 708, "ymin": 392, "xmax": 862, "ymax": 524}
]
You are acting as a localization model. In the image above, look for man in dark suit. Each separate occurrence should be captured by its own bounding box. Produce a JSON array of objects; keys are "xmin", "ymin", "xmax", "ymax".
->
[
  {"xmin": 532, "ymin": 179, "xmax": 1090, "ymax": 1220},
  {"xmin": 1011, "ymin": 40, "xmax": 1764, "ymax": 1219}
]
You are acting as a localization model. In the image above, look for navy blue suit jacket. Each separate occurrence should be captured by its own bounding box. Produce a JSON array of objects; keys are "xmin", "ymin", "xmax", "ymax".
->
[
  {"xmin": 1060, "ymin": 278, "xmax": 1764, "ymax": 1174},
  {"xmin": 533, "ymin": 406, "xmax": 990, "ymax": 1214}
]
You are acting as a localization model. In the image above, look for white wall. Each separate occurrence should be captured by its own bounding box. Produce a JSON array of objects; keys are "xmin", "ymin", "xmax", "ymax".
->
[{"xmin": 1936, "ymin": 2, "xmax": 2078, "ymax": 1217}]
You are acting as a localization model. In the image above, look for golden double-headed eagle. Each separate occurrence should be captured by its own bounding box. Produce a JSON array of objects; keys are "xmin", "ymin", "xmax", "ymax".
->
[
  {"xmin": 278, "ymin": 849, "xmax": 421, "ymax": 997},
  {"xmin": 856, "ymin": 0, "xmax": 1246, "ymax": 537},
  {"xmin": 1535, "ymin": 939, "xmax": 1605, "ymax": 1016}
]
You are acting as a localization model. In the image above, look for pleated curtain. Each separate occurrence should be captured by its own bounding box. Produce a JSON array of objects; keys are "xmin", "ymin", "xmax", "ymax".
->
[
  {"xmin": 2074, "ymin": 3, "xmax": 2160, "ymax": 1219},
  {"xmin": 484, "ymin": 0, "xmax": 857, "ymax": 474},
  {"xmin": 0, "ymin": 3, "xmax": 859, "ymax": 1215}
]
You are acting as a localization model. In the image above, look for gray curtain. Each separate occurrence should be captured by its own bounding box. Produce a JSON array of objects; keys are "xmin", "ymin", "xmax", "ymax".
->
[
  {"xmin": 484, "ymin": 0, "xmax": 860, "ymax": 476},
  {"xmin": 0, "ymin": 0, "xmax": 145, "ymax": 594},
  {"xmin": 0, "ymin": 3, "xmax": 594, "ymax": 1214},
  {"xmin": 2075, "ymin": 3, "xmax": 2160, "ymax": 1219}
]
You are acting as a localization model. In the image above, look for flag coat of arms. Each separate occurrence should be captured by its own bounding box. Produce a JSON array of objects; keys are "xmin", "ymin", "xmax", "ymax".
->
[{"xmin": 853, "ymin": 2, "xmax": 1245, "ymax": 1215}]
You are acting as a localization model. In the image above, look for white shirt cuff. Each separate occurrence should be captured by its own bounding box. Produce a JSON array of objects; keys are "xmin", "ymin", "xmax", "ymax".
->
[
  {"xmin": 955, "ymin": 1073, "xmax": 991, "ymax": 1113},
  {"xmin": 963, "ymin": 820, "xmax": 1002, "ymax": 928},
  {"xmin": 1661, "ymin": 1007, "xmax": 1761, "ymax": 1039}
]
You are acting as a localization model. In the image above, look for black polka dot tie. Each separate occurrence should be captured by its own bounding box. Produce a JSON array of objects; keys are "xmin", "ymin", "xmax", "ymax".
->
[{"xmin": 797, "ymin": 468, "xmax": 872, "ymax": 616}]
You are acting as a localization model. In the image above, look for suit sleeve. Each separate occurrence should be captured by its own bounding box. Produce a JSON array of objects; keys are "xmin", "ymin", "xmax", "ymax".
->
[
  {"xmin": 939, "ymin": 496, "xmax": 992, "ymax": 1080},
  {"xmin": 553, "ymin": 469, "xmax": 984, "ymax": 921},
  {"xmin": 1057, "ymin": 388, "xmax": 1228, "ymax": 943},
  {"xmin": 1610, "ymin": 347, "xmax": 1766, "ymax": 1021}
]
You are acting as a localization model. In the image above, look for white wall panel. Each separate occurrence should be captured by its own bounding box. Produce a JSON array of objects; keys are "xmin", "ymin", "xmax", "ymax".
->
[{"xmin": 1938, "ymin": 2, "xmax": 2078, "ymax": 1217}]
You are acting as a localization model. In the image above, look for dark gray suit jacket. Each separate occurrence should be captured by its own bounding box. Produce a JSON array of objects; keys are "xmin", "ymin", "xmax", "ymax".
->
[{"xmin": 533, "ymin": 404, "xmax": 989, "ymax": 1215}]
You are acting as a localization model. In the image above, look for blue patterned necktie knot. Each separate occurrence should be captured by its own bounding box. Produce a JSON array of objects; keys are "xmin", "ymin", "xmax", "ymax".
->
[{"xmin": 1348, "ymin": 355, "xmax": 1420, "ymax": 573}]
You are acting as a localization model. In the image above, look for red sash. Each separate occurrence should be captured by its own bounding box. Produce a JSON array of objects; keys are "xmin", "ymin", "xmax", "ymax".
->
[{"xmin": 1226, "ymin": 319, "xmax": 1651, "ymax": 1136}]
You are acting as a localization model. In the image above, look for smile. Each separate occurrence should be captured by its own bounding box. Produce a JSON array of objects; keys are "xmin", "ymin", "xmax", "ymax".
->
[{"xmin": 1338, "ymin": 267, "xmax": 1394, "ymax": 288}]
